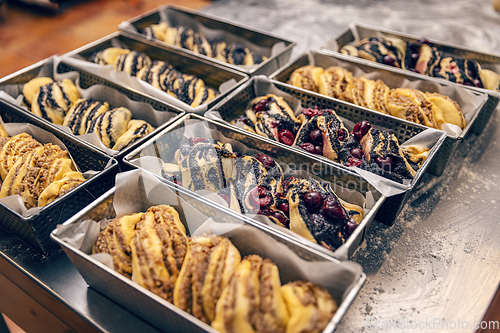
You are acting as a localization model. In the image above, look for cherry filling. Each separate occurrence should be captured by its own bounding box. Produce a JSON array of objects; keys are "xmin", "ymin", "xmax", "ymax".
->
[
  {"xmin": 309, "ymin": 129, "xmax": 323, "ymax": 145},
  {"xmin": 346, "ymin": 156, "xmax": 363, "ymax": 167},
  {"xmin": 337, "ymin": 128, "xmax": 347, "ymax": 141},
  {"xmin": 350, "ymin": 148, "xmax": 364, "ymax": 160},
  {"xmin": 249, "ymin": 186, "xmax": 272, "ymax": 209},
  {"xmin": 269, "ymin": 118, "xmax": 281, "ymax": 128},
  {"xmin": 383, "ymin": 55, "xmax": 396, "ymax": 67},
  {"xmin": 277, "ymin": 201, "xmax": 289, "ymax": 216},
  {"xmin": 278, "ymin": 129, "xmax": 294, "ymax": 146},
  {"xmin": 173, "ymin": 180, "xmax": 183, "ymax": 186},
  {"xmin": 321, "ymin": 196, "xmax": 346, "ymax": 221},
  {"xmin": 189, "ymin": 137, "xmax": 206, "ymax": 145},
  {"xmin": 271, "ymin": 211, "xmax": 290, "ymax": 228},
  {"xmin": 300, "ymin": 125, "xmax": 324, "ymax": 156},
  {"xmin": 254, "ymin": 98, "xmax": 270, "ymax": 112},
  {"xmin": 343, "ymin": 217, "xmax": 358, "ymax": 237},
  {"xmin": 256, "ymin": 153, "xmax": 275, "ymax": 170},
  {"xmin": 304, "ymin": 191, "xmax": 323, "ymax": 213},
  {"xmin": 302, "ymin": 107, "xmax": 323, "ymax": 117},
  {"xmin": 352, "ymin": 121, "xmax": 371, "ymax": 140},
  {"xmin": 376, "ymin": 156, "xmax": 393, "ymax": 171}
]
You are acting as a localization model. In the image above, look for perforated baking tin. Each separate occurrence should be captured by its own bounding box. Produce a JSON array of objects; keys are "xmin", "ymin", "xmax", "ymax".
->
[
  {"xmin": 209, "ymin": 75, "xmax": 447, "ymax": 225},
  {"xmin": 270, "ymin": 50, "xmax": 488, "ymax": 177},
  {"xmin": 321, "ymin": 22, "xmax": 500, "ymax": 136},
  {"xmin": 0, "ymin": 100, "xmax": 118, "ymax": 254},
  {"xmin": 122, "ymin": 113, "xmax": 385, "ymax": 258},
  {"xmin": 119, "ymin": 4, "xmax": 296, "ymax": 77},
  {"xmin": 0, "ymin": 57, "xmax": 186, "ymax": 161},
  {"xmin": 62, "ymin": 32, "xmax": 248, "ymax": 113},
  {"xmin": 51, "ymin": 179, "xmax": 366, "ymax": 333}
]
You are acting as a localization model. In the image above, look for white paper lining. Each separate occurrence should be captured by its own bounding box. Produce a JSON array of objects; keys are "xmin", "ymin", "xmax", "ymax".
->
[
  {"xmin": 130, "ymin": 118, "xmax": 376, "ymax": 259},
  {"xmin": 0, "ymin": 59, "xmax": 178, "ymax": 156},
  {"xmin": 118, "ymin": 6, "xmax": 287, "ymax": 71},
  {"xmin": 53, "ymin": 168, "xmax": 364, "ymax": 304},
  {"xmin": 0, "ymin": 118, "xmax": 99, "ymax": 217},
  {"xmin": 206, "ymin": 76, "xmax": 448, "ymax": 197}
]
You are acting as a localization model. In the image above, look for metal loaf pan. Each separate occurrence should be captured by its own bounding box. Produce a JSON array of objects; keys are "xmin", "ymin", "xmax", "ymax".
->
[
  {"xmin": 62, "ymin": 32, "xmax": 249, "ymax": 113},
  {"xmin": 270, "ymin": 50, "xmax": 487, "ymax": 176},
  {"xmin": 0, "ymin": 57, "xmax": 186, "ymax": 162},
  {"xmin": 0, "ymin": 100, "xmax": 118, "ymax": 254},
  {"xmin": 119, "ymin": 4, "xmax": 296, "ymax": 77},
  {"xmin": 210, "ymin": 75, "xmax": 447, "ymax": 225},
  {"xmin": 51, "ymin": 177, "xmax": 366, "ymax": 333},
  {"xmin": 122, "ymin": 113, "xmax": 386, "ymax": 259},
  {"xmin": 321, "ymin": 22, "xmax": 500, "ymax": 136}
]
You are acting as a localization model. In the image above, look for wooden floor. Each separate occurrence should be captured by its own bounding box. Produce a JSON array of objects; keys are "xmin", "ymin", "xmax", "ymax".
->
[{"xmin": 0, "ymin": 0, "xmax": 211, "ymax": 78}]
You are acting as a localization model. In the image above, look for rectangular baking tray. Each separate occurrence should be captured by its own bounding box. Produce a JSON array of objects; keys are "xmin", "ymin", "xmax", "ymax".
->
[
  {"xmin": 122, "ymin": 113, "xmax": 385, "ymax": 259},
  {"xmin": 119, "ymin": 4, "xmax": 296, "ymax": 77},
  {"xmin": 269, "ymin": 50, "xmax": 488, "ymax": 177},
  {"xmin": 51, "ymin": 178, "xmax": 366, "ymax": 333},
  {"xmin": 0, "ymin": 56, "xmax": 186, "ymax": 162},
  {"xmin": 321, "ymin": 22, "xmax": 500, "ymax": 136},
  {"xmin": 209, "ymin": 75, "xmax": 447, "ymax": 225},
  {"xmin": 61, "ymin": 32, "xmax": 249, "ymax": 113},
  {"xmin": 0, "ymin": 100, "xmax": 118, "ymax": 254}
]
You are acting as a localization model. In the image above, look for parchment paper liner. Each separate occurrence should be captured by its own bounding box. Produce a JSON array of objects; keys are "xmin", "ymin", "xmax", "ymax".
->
[
  {"xmin": 118, "ymin": 5, "xmax": 286, "ymax": 71},
  {"xmin": 205, "ymin": 75, "xmax": 453, "ymax": 196},
  {"xmin": 128, "ymin": 117, "xmax": 376, "ymax": 260},
  {"xmin": 53, "ymin": 168, "xmax": 363, "ymax": 309},
  {"xmin": 0, "ymin": 59, "xmax": 178, "ymax": 155},
  {"xmin": 0, "ymin": 118, "xmax": 103, "ymax": 218}
]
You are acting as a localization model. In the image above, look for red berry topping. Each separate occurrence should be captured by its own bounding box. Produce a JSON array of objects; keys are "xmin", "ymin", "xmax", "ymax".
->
[
  {"xmin": 352, "ymin": 121, "xmax": 371, "ymax": 139},
  {"xmin": 344, "ymin": 217, "xmax": 358, "ymax": 237},
  {"xmin": 249, "ymin": 186, "xmax": 272, "ymax": 208},
  {"xmin": 189, "ymin": 137, "xmax": 206, "ymax": 145},
  {"xmin": 270, "ymin": 118, "xmax": 281, "ymax": 128},
  {"xmin": 256, "ymin": 153, "xmax": 275, "ymax": 169},
  {"xmin": 376, "ymin": 156, "xmax": 393, "ymax": 171},
  {"xmin": 350, "ymin": 148, "xmax": 364, "ymax": 160},
  {"xmin": 304, "ymin": 191, "xmax": 323, "ymax": 213},
  {"xmin": 302, "ymin": 107, "xmax": 323, "ymax": 117},
  {"xmin": 300, "ymin": 142, "xmax": 316, "ymax": 154},
  {"xmin": 383, "ymin": 55, "xmax": 396, "ymax": 66},
  {"xmin": 277, "ymin": 193, "xmax": 285, "ymax": 199},
  {"xmin": 278, "ymin": 201, "xmax": 289, "ymax": 215},
  {"xmin": 218, "ymin": 193, "xmax": 230, "ymax": 205},
  {"xmin": 278, "ymin": 129, "xmax": 294, "ymax": 146},
  {"xmin": 173, "ymin": 180, "xmax": 183, "ymax": 186},
  {"xmin": 282, "ymin": 176, "xmax": 296, "ymax": 191},
  {"xmin": 271, "ymin": 211, "xmax": 289, "ymax": 228},
  {"xmin": 258, "ymin": 207, "xmax": 271, "ymax": 216},
  {"xmin": 346, "ymin": 156, "xmax": 363, "ymax": 167},
  {"xmin": 254, "ymin": 99, "xmax": 269, "ymax": 112},
  {"xmin": 337, "ymin": 128, "xmax": 346, "ymax": 141},
  {"xmin": 321, "ymin": 196, "xmax": 346, "ymax": 221},
  {"xmin": 314, "ymin": 145, "xmax": 323, "ymax": 156},
  {"xmin": 309, "ymin": 129, "xmax": 323, "ymax": 145}
]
